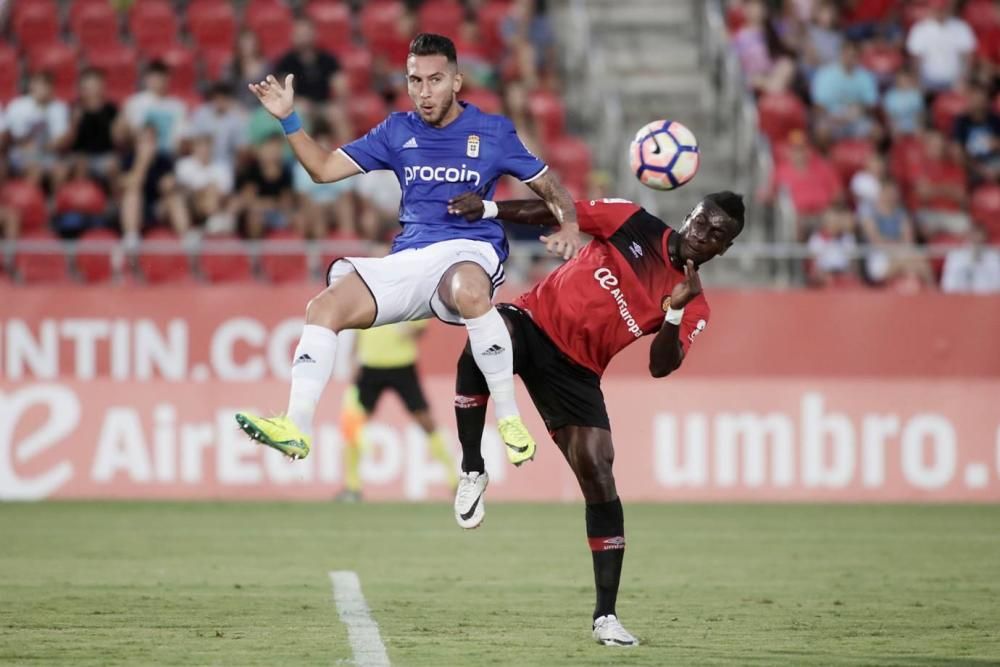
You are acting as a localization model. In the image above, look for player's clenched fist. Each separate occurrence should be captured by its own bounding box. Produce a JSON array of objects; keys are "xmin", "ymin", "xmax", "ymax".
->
[
  {"xmin": 447, "ymin": 192, "xmax": 485, "ymax": 221},
  {"xmin": 248, "ymin": 74, "xmax": 296, "ymax": 120}
]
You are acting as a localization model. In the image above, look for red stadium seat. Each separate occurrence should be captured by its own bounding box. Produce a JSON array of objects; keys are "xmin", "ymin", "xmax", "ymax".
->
[
  {"xmin": 139, "ymin": 229, "xmax": 191, "ymax": 284},
  {"xmin": 188, "ymin": 3, "xmax": 237, "ymax": 55},
  {"xmin": 963, "ymin": 0, "xmax": 1000, "ymax": 45},
  {"xmin": 340, "ymin": 48, "xmax": 374, "ymax": 95},
  {"xmin": 75, "ymin": 228, "xmax": 119, "ymax": 284},
  {"xmin": 971, "ymin": 183, "xmax": 1000, "ymax": 242},
  {"xmin": 418, "ymin": 0, "xmax": 464, "ymax": 38},
  {"xmin": 478, "ymin": 0, "xmax": 511, "ymax": 60},
  {"xmin": 889, "ymin": 135, "xmax": 923, "ymax": 186},
  {"xmin": 247, "ymin": 3, "xmax": 294, "ymax": 60},
  {"xmin": 29, "ymin": 43, "xmax": 78, "ymax": 101},
  {"xmin": 14, "ymin": 229, "xmax": 72, "ymax": 284},
  {"xmin": 203, "ymin": 49, "xmax": 235, "ymax": 82},
  {"xmin": 830, "ymin": 139, "xmax": 875, "ymax": 185},
  {"xmin": 69, "ymin": 0, "xmax": 110, "ymax": 28},
  {"xmin": 55, "ymin": 180, "xmax": 106, "ymax": 217},
  {"xmin": 348, "ymin": 91, "xmax": 389, "ymax": 135},
  {"xmin": 14, "ymin": 4, "xmax": 59, "ymax": 51},
  {"xmin": 87, "ymin": 45, "xmax": 138, "ymax": 104},
  {"xmin": 0, "ymin": 45, "xmax": 19, "ymax": 103},
  {"xmin": 161, "ymin": 47, "xmax": 198, "ymax": 104},
  {"xmin": 546, "ymin": 136, "xmax": 592, "ymax": 192},
  {"xmin": 756, "ymin": 91, "xmax": 808, "ymax": 148},
  {"xmin": 360, "ymin": 0, "xmax": 405, "ymax": 51},
  {"xmin": 932, "ymin": 90, "xmax": 970, "ymax": 134},
  {"xmin": 259, "ymin": 230, "xmax": 309, "ymax": 283},
  {"xmin": 860, "ymin": 42, "xmax": 903, "ymax": 82},
  {"xmin": 1, "ymin": 179, "xmax": 48, "ymax": 233},
  {"xmin": 460, "ymin": 87, "xmax": 503, "ymax": 114},
  {"xmin": 726, "ymin": 2, "xmax": 747, "ymax": 32},
  {"xmin": 72, "ymin": 3, "xmax": 120, "ymax": 54},
  {"xmin": 129, "ymin": 1, "xmax": 179, "ymax": 59},
  {"xmin": 12, "ymin": 0, "xmax": 57, "ymax": 24},
  {"xmin": 199, "ymin": 236, "xmax": 254, "ymax": 283},
  {"xmin": 527, "ymin": 89, "xmax": 566, "ymax": 144},
  {"xmin": 307, "ymin": 1, "xmax": 353, "ymax": 54}
]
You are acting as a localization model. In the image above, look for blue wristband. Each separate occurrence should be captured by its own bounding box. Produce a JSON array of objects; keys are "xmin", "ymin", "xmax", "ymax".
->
[{"xmin": 279, "ymin": 111, "xmax": 302, "ymax": 135}]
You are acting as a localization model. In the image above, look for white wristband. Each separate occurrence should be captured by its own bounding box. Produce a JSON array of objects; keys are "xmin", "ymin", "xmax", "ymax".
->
[
  {"xmin": 481, "ymin": 200, "xmax": 499, "ymax": 219},
  {"xmin": 664, "ymin": 306, "xmax": 685, "ymax": 326}
]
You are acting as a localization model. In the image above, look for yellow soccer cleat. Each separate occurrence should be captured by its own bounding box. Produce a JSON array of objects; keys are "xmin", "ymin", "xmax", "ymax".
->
[
  {"xmin": 234, "ymin": 412, "xmax": 311, "ymax": 460},
  {"xmin": 498, "ymin": 416, "xmax": 536, "ymax": 466}
]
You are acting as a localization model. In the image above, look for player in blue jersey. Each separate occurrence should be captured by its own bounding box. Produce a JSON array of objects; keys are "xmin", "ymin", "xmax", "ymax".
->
[{"xmin": 234, "ymin": 34, "xmax": 582, "ymax": 477}]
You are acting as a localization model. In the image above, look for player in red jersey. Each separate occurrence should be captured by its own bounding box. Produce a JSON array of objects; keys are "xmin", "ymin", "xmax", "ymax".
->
[{"xmin": 447, "ymin": 191, "xmax": 745, "ymax": 646}]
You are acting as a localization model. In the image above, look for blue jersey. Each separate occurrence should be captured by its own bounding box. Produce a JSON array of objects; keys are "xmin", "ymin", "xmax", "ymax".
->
[{"xmin": 338, "ymin": 102, "xmax": 548, "ymax": 262}]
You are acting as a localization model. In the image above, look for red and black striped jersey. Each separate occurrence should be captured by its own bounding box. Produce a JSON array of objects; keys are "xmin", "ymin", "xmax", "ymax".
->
[{"xmin": 514, "ymin": 199, "xmax": 710, "ymax": 376}]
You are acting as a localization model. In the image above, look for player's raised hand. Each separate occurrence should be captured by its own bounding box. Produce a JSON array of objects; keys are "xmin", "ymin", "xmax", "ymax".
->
[
  {"xmin": 540, "ymin": 225, "xmax": 582, "ymax": 261},
  {"xmin": 669, "ymin": 259, "xmax": 702, "ymax": 309},
  {"xmin": 448, "ymin": 192, "xmax": 485, "ymax": 221},
  {"xmin": 248, "ymin": 74, "xmax": 295, "ymax": 120}
]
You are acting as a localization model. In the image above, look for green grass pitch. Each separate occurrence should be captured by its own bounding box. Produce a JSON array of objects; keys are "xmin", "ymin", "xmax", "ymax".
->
[{"xmin": 1, "ymin": 502, "xmax": 998, "ymax": 666}]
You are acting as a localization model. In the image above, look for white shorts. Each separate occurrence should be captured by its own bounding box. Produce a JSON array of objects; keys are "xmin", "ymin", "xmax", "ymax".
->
[{"xmin": 326, "ymin": 239, "xmax": 505, "ymax": 326}]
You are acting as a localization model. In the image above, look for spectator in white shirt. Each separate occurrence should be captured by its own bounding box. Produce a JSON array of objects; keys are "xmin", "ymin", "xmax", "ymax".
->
[
  {"xmin": 808, "ymin": 205, "xmax": 860, "ymax": 287},
  {"xmin": 188, "ymin": 83, "xmax": 249, "ymax": 171},
  {"xmin": 941, "ymin": 226, "xmax": 1000, "ymax": 293},
  {"xmin": 906, "ymin": 0, "xmax": 976, "ymax": 92},
  {"xmin": 4, "ymin": 72, "xmax": 70, "ymax": 175},
  {"xmin": 175, "ymin": 134, "xmax": 235, "ymax": 235},
  {"xmin": 121, "ymin": 60, "xmax": 188, "ymax": 154}
]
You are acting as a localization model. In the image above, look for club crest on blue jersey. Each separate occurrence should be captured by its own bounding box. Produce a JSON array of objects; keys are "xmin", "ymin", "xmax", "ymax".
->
[{"xmin": 467, "ymin": 135, "xmax": 480, "ymax": 158}]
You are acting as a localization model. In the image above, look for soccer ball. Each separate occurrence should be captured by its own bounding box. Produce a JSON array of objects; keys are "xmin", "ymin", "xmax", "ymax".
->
[{"xmin": 629, "ymin": 120, "xmax": 700, "ymax": 191}]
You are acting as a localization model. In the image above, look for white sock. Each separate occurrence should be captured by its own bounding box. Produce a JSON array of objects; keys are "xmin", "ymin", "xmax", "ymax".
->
[
  {"xmin": 464, "ymin": 308, "xmax": 519, "ymax": 420},
  {"xmin": 286, "ymin": 324, "xmax": 338, "ymax": 436}
]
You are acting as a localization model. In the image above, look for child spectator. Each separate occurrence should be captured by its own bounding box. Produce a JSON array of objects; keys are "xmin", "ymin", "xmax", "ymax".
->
[
  {"xmin": 882, "ymin": 69, "xmax": 925, "ymax": 136},
  {"xmin": 807, "ymin": 205, "xmax": 860, "ymax": 287}
]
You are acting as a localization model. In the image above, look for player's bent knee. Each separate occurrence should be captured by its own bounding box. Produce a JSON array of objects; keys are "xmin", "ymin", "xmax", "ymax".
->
[{"xmin": 445, "ymin": 265, "xmax": 492, "ymax": 318}]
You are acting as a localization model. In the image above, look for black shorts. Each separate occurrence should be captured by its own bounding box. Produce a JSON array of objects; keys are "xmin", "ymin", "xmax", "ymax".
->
[
  {"xmin": 355, "ymin": 365, "xmax": 429, "ymax": 414},
  {"xmin": 499, "ymin": 304, "xmax": 610, "ymax": 432}
]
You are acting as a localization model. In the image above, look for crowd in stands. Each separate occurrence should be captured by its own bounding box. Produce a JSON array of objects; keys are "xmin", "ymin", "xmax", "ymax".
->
[
  {"xmin": 0, "ymin": 0, "xmax": 596, "ymax": 284},
  {"xmin": 728, "ymin": 0, "xmax": 1000, "ymax": 293}
]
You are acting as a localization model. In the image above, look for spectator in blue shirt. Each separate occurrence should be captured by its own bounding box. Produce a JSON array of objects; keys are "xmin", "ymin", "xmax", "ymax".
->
[
  {"xmin": 882, "ymin": 69, "xmax": 925, "ymax": 137},
  {"xmin": 810, "ymin": 41, "xmax": 879, "ymax": 140}
]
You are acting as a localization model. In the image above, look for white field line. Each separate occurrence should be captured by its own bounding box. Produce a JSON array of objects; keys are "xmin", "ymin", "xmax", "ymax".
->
[{"xmin": 328, "ymin": 570, "xmax": 391, "ymax": 667}]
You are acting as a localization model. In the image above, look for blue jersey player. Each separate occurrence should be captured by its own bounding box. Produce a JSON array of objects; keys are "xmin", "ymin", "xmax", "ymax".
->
[{"xmin": 235, "ymin": 35, "xmax": 582, "ymax": 487}]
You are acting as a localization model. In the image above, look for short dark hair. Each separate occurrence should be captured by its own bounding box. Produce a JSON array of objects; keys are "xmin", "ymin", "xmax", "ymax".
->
[
  {"xmin": 704, "ymin": 191, "xmax": 746, "ymax": 236},
  {"xmin": 208, "ymin": 82, "xmax": 234, "ymax": 98},
  {"xmin": 147, "ymin": 59, "xmax": 169, "ymax": 76},
  {"xmin": 80, "ymin": 67, "xmax": 104, "ymax": 80},
  {"xmin": 408, "ymin": 33, "xmax": 457, "ymax": 63}
]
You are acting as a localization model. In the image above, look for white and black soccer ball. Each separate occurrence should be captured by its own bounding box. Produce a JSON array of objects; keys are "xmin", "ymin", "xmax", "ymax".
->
[{"xmin": 629, "ymin": 120, "xmax": 700, "ymax": 191}]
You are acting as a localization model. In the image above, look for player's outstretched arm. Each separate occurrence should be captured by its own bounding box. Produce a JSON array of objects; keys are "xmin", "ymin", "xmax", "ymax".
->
[
  {"xmin": 448, "ymin": 192, "xmax": 557, "ymax": 225},
  {"xmin": 248, "ymin": 74, "xmax": 360, "ymax": 184},
  {"xmin": 526, "ymin": 171, "xmax": 582, "ymax": 260},
  {"xmin": 649, "ymin": 260, "xmax": 701, "ymax": 378}
]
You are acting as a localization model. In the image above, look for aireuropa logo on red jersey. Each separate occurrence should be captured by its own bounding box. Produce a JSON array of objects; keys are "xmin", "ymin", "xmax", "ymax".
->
[{"xmin": 593, "ymin": 268, "xmax": 643, "ymax": 337}]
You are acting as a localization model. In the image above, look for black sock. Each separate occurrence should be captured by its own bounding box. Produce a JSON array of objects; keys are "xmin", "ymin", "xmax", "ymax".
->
[
  {"xmin": 585, "ymin": 497, "xmax": 625, "ymax": 620},
  {"xmin": 455, "ymin": 347, "xmax": 489, "ymax": 474}
]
